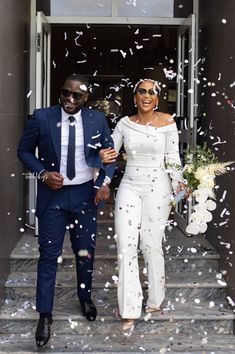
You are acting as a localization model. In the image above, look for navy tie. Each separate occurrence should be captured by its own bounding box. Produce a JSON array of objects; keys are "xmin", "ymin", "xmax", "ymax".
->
[{"xmin": 67, "ymin": 116, "xmax": 76, "ymax": 180}]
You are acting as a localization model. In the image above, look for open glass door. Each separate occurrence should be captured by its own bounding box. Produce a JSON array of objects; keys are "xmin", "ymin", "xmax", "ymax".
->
[
  {"xmin": 36, "ymin": 11, "xmax": 51, "ymax": 108},
  {"xmin": 174, "ymin": 14, "xmax": 196, "ymax": 234},
  {"xmin": 30, "ymin": 11, "xmax": 51, "ymax": 234}
]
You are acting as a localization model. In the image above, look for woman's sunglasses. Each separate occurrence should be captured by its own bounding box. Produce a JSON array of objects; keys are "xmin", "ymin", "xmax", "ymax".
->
[
  {"xmin": 135, "ymin": 88, "xmax": 159, "ymax": 96},
  {"xmin": 61, "ymin": 88, "xmax": 84, "ymax": 100}
]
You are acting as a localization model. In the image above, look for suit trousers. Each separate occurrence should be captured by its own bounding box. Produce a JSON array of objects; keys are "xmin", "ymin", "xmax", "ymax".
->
[
  {"xmin": 115, "ymin": 173, "xmax": 172, "ymax": 319},
  {"xmin": 36, "ymin": 180, "xmax": 97, "ymax": 313}
]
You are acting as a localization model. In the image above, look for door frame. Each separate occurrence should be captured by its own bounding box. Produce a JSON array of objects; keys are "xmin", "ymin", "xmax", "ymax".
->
[
  {"xmin": 174, "ymin": 13, "xmax": 197, "ymax": 234},
  {"xmin": 28, "ymin": 3, "xmax": 198, "ymax": 228}
]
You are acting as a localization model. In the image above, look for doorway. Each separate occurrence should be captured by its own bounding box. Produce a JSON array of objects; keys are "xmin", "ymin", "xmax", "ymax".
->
[
  {"xmin": 50, "ymin": 24, "xmax": 178, "ymax": 121},
  {"xmin": 33, "ymin": 13, "xmax": 197, "ymax": 234}
]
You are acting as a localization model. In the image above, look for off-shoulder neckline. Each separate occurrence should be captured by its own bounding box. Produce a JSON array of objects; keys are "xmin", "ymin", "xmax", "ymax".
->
[{"xmin": 124, "ymin": 116, "xmax": 176, "ymax": 129}]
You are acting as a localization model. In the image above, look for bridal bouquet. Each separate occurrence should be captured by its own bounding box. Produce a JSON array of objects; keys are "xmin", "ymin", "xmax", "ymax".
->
[{"xmin": 171, "ymin": 144, "xmax": 233, "ymax": 235}]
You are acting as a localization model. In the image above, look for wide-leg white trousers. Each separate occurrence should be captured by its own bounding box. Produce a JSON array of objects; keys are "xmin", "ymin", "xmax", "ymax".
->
[{"xmin": 115, "ymin": 172, "xmax": 172, "ymax": 319}]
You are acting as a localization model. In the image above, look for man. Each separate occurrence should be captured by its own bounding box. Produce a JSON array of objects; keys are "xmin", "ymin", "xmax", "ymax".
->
[{"xmin": 17, "ymin": 74, "xmax": 115, "ymax": 347}]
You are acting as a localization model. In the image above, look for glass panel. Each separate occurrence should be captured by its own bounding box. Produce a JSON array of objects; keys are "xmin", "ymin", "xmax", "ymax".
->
[
  {"xmin": 51, "ymin": 0, "xmax": 112, "ymax": 16},
  {"xmin": 118, "ymin": 0, "xmax": 174, "ymax": 17}
]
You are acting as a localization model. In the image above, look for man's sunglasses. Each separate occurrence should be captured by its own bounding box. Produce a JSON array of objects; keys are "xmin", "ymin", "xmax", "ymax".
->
[
  {"xmin": 135, "ymin": 88, "xmax": 159, "ymax": 96},
  {"xmin": 61, "ymin": 88, "xmax": 84, "ymax": 100}
]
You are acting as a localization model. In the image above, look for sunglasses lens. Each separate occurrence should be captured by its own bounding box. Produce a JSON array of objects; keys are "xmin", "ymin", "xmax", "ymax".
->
[
  {"xmin": 136, "ymin": 88, "xmax": 157, "ymax": 96},
  {"xmin": 61, "ymin": 89, "xmax": 83, "ymax": 100},
  {"xmin": 137, "ymin": 88, "xmax": 146, "ymax": 95},
  {"xmin": 73, "ymin": 92, "xmax": 83, "ymax": 100},
  {"xmin": 61, "ymin": 88, "xmax": 70, "ymax": 97}
]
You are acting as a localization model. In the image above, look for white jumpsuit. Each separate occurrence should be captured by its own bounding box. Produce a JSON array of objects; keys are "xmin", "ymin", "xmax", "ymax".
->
[{"xmin": 113, "ymin": 116, "xmax": 183, "ymax": 319}]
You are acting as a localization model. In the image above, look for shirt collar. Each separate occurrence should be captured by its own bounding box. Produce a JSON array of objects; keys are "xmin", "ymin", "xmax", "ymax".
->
[{"xmin": 61, "ymin": 107, "xmax": 82, "ymax": 122}]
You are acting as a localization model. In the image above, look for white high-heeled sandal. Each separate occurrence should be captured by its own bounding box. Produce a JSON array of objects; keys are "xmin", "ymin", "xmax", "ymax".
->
[{"xmin": 145, "ymin": 306, "xmax": 160, "ymax": 314}]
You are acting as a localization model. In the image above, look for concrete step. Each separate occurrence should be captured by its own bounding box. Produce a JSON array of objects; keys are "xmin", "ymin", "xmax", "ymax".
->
[
  {"xmin": 0, "ymin": 299, "xmax": 234, "ymax": 336},
  {"xmin": 5, "ymin": 270, "xmax": 227, "ymax": 302},
  {"xmin": 1, "ymin": 333, "xmax": 235, "ymax": 353}
]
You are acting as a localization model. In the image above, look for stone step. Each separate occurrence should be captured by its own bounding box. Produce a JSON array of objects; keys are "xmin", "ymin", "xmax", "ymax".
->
[
  {"xmin": 10, "ymin": 229, "xmax": 220, "ymax": 273},
  {"xmin": 0, "ymin": 299, "xmax": 234, "ymax": 336},
  {"xmin": 5, "ymin": 270, "xmax": 227, "ymax": 302},
  {"xmin": 1, "ymin": 333, "xmax": 235, "ymax": 353}
]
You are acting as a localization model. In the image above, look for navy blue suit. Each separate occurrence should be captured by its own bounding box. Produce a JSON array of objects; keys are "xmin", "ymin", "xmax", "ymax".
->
[{"xmin": 17, "ymin": 105, "xmax": 115, "ymax": 312}]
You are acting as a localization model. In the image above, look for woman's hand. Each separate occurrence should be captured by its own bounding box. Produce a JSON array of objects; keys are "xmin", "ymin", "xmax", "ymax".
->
[
  {"xmin": 176, "ymin": 182, "xmax": 191, "ymax": 199},
  {"xmin": 99, "ymin": 147, "xmax": 118, "ymax": 163}
]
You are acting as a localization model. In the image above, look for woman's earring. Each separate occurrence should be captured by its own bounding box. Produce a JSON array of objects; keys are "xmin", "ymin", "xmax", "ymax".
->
[
  {"xmin": 154, "ymin": 105, "xmax": 159, "ymax": 111},
  {"xmin": 134, "ymin": 102, "xmax": 137, "ymax": 107}
]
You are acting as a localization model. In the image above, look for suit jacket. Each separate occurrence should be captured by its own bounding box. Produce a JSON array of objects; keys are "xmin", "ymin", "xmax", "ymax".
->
[{"xmin": 17, "ymin": 105, "xmax": 115, "ymax": 217}]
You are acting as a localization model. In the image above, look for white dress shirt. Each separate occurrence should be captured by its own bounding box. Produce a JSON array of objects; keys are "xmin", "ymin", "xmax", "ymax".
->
[{"xmin": 60, "ymin": 108, "xmax": 94, "ymax": 185}]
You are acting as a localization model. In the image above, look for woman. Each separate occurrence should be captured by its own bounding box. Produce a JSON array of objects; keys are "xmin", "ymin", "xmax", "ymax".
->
[{"xmin": 100, "ymin": 79, "xmax": 187, "ymax": 331}]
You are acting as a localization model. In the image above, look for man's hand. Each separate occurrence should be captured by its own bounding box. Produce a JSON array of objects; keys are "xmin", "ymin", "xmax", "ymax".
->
[
  {"xmin": 43, "ymin": 171, "xmax": 64, "ymax": 190},
  {"xmin": 94, "ymin": 184, "xmax": 110, "ymax": 205}
]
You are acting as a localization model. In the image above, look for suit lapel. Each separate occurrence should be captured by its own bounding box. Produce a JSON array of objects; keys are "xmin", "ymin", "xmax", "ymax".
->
[
  {"xmin": 48, "ymin": 105, "xmax": 61, "ymax": 165},
  {"xmin": 82, "ymin": 107, "xmax": 93, "ymax": 155}
]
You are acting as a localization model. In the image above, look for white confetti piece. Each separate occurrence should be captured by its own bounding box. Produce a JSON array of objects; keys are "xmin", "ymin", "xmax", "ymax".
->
[
  {"xmin": 57, "ymin": 256, "xmax": 63, "ymax": 264},
  {"xmin": 227, "ymin": 296, "xmax": 235, "ymax": 306},
  {"xmin": 27, "ymin": 90, "xmax": 32, "ymax": 98}
]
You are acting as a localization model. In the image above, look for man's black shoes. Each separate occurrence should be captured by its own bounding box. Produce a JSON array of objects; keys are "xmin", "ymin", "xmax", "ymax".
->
[
  {"xmin": 80, "ymin": 299, "xmax": 97, "ymax": 321},
  {"xmin": 35, "ymin": 314, "xmax": 53, "ymax": 347}
]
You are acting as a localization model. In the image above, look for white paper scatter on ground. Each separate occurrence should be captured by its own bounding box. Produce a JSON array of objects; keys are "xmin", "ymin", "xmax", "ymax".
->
[
  {"xmin": 217, "ymin": 279, "xmax": 227, "ymax": 286},
  {"xmin": 136, "ymin": 45, "xmax": 143, "ymax": 49},
  {"xmin": 65, "ymin": 48, "xmax": 69, "ymax": 57},
  {"xmin": 227, "ymin": 296, "xmax": 235, "ymax": 306},
  {"xmin": 52, "ymin": 61, "xmax": 56, "ymax": 68},
  {"xmin": 68, "ymin": 317, "xmax": 78, "ymax": 329},
  {"xmin": 77, "ymin": 60, "xmax": 87, "ymax": 64},
  {"xmin": 144, "ymin": 312, "xmax": 151, "ymax": 321},
  {"xmin": 112, "ymin": 275, "xmax": 118, "ymax": 283},
  {"xmin": 209, "ymin": 301, "xmax": 215, "ymax": 308},
  {"xmin": 222, "ymin": 18, "xmax": 227, "ymax": 23},
  {"xmin": 26, "ymin": 90, "xmax": 32, "ymax": 98},
  {"xmin": 194, "ymin": 298, "xmax": 200, "ymax": 304}
]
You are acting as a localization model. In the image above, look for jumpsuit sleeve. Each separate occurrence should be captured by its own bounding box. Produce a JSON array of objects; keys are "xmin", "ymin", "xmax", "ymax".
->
[
  {"xmin": 164, "ymin": 124, "xmax": 185, "ymax": 190},
  {"xmin": 112, "ymin": 120, "xmax": 124, "ymax": 153}
]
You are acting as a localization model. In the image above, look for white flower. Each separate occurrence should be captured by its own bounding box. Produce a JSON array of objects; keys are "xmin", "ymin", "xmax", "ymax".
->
[{"xmin": 205, "ymin": 199, "xmax": 217, "ymax": 211}]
